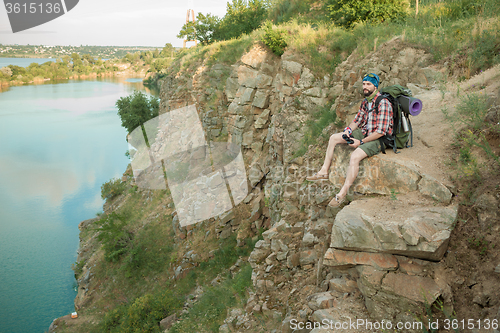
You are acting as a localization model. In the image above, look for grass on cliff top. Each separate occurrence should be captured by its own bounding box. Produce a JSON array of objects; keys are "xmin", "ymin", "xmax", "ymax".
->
[
  {"xmin": 280, "ymin": 0, "xmax": 500, "ymax": 77},
  {"xmin": 163, "ymin": 0, "xmax": 500, "ymax": 82},
  {"xmin": 168, "ymin": 33, "xmax": 256, "ymax": 77},
  {"xmin": 282, "ymin": 0, "xmax": 500, "ymax": 78}
]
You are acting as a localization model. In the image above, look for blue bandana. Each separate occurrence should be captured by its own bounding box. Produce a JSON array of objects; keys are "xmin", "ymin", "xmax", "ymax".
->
[{"xmin": 363, "ymin": 73, "xmax": 380, "ymax": 88}]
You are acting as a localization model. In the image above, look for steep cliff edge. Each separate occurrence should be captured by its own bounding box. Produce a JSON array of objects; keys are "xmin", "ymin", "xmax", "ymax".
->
[{"xmin": 49, "ymin": 37, "xmax": 500, "ymax": 333}]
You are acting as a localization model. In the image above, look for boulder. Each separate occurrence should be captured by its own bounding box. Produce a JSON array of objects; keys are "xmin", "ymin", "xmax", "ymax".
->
[
  {"xmin": 356, "ymin": 266, "xmax": 442, "ymax": 324},
  {"xmin": 160, "ymin": 314, "xmax": 177, "ymax": 330},
  {"xmin": 241, "ymin": 45, "xmax": 268, "ymax": 69},
  {"xmin": 238, "ymin": 66, "xmax": 259, "ymax": 88},
  {"xmin": 303, "ymin": 87, "xmax": 322, "ymax": 97},
  {"xmin": 298, "ymin": 67, "xmax": 315, "ymax": 89},
  {"xmin": 252, "ymin": 90, "xmax": 269, "ymax": 108},
  {"xmin": 249, "ymin": 246, "xmax": 271, "ymax": 264},
  {"xmin": 329, "ymin": 145, "xmax": 421, "ymax": 195},
  {"xmin": 418, "ymin": 174, "xmax": 453, "ymax": 204},
  {"xmin": 330, "ymin": 198, "xmax": 459, "ymax": 261},
  {"xmin": 255, "ymin": 109, "xmax": 271, "ymax": 129},
  {"xmin": 262, "ymin": 219, "xmax": 289, "ymax": 242},
  {"xmin": 300, "ymin": 249, "xmax": 317, "ymax": 266},
  {"xmin": 238, "ymin": 87, "xmax": 256, "ymax": 104},
  {"xmin": 328, "ymin": 277, "xmax": 358, "ymax": 293},
  {"xmin": 307, "ymin": 292, "xmax": 336, "ymax": 311},
  {"xmin": 311, "ymin": 309, "xmax": 338, "ymax": 326},
  {"xmin": 381, "ymin": 272, "xmax": 442, "ymax": 304},
  {"xmin": 281, "ymin": 60, "xmax": 302, "ymax": 76}
]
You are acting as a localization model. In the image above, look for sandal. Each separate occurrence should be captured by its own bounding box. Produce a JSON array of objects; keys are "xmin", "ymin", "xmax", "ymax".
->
[
  {"xmin": 306, "ymin": 173, "xmax": 329, "ymax": 181},
  {"xmin": 328, "ymin": 194, "xmax": 345, "ymax": 208}
]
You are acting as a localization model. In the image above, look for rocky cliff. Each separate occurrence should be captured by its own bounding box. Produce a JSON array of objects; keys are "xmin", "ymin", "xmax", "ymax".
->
[
  {"xmin": 51, "ymin": 37, "xmax": 500, "ymax": 333},
  {"xmin": 155, "ymin": 37, "xmax": 499, "ymax": 332}
]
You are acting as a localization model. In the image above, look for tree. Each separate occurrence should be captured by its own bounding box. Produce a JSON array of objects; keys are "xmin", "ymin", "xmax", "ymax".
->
[
  {"xmin": 82, "ymin": 54, "xmax": 96, "ymax": 65},
  {"xmin": 116, "ymin": 90, "xmax": 159, "ymax": 135},
  {"xmin": 176, "ymin": 0, "xmax": 267, "ymax": 45},
  {"xmin": 62, "ymin": 55, "xmax": 71, "ymax": 65},
  {"xmin": 328, "ymin": 0, "xmax": 409, "ymax": 29},
  {"xmin": 161, "ymin": 43, "xmax": 174, "ymax": 57},
  {"xmin": 71, "ymin": 52, "xmax": 82, "ymax": 66},
  {"xmin": 177, "ymin": 12, "xmax": 221, "ymax": 45},
  {"xmin": 194, "ymin": 13, "xmax": 221, "ymax": 45},
  {"xmin": 176, "ymin": 21, "xmax": 197, "ymax": 43},
  {"xmin": 0, "ymin": 67, "xmax": 12, "ymax": 78},
  {"xmin": 217, "ymin": 0, "xmax": 267, "ymax": 40}
]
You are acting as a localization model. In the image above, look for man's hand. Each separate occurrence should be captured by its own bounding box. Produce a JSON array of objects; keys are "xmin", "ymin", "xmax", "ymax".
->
[
  {"xmin": 349, "ymin": 139, "xmax": 362, "ymax": 148},
  {"xmin": 342, "ymin": 133, "xmax": 354, "ymax": 144}
]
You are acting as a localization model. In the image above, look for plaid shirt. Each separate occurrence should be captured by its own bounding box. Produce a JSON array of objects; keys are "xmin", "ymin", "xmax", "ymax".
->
[{"xmin": 353, "ymin": 92, "xmax": 393, "ymax": 137}]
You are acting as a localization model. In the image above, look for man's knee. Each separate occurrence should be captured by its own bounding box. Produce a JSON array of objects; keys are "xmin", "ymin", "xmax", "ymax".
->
[
  {"xmin": 350, "ymin": 148, "xmax": 368, "ymax": 164},
  {"xmin": 329, "ymin": 133, "xmax": 343, "ymax": 144}
]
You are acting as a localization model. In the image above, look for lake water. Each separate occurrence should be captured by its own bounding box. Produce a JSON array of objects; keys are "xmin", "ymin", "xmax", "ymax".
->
[
  {"xmin": 0, "ymin": 76, "xmax": 153, "ymax": 333},
  {"xmin": 0, "ymin": 58, "xmax": 56, "ymax": 68}
]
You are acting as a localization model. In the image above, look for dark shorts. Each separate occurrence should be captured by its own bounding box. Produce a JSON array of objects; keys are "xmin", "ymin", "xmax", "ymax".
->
[{"xmin": 351, "ymin": 129, "xmax": 382, "ymax": 157}]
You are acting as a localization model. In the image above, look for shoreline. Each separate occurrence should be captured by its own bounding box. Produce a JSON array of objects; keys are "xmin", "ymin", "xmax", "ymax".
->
[{"xmin": 0, "ymin": 68, "xmax": 151, "ymax": 91}]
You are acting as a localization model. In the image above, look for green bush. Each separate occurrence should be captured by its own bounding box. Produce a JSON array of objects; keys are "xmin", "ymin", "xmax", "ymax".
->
[
  {"xmin": 261, "ymin": 21, "xmax": 288, "ymax": 56},
  {"xmin": 94, "ymin": 213, "xmax": 133, "ymax": 262},
  {"xmin": 455, "ymin": 93, "xmax": 490, "ymax": 131},
  {"xmin": 101, "ymin": 290, "xmax": 183, "ymax": 333},
  {"xmin": 469, "ymin": 29, "xmax": 500, "ymax": 74},
  {"xmin": 122, "ymin": 222, "xmax": 175, "ymax": 279},
  {"xmin": 327, "ymin": 0, "xmax": 409, "ymax": 29},
  {"xmin": 100, "ymin": 177, "xmax": 127, "ymax": 200}
]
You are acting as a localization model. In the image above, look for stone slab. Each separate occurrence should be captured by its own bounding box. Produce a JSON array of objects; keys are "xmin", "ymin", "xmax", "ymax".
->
[
  {"xmin": 323, "ymin": 248, "xmax": 398, "ymax": 270},
  {"xmin": 330, "ymin": 199, "xmax": 458, "ymax": 261},
  {"xmin": 329, "ymin": 145, "xmax": 421, "ymax": 195}
]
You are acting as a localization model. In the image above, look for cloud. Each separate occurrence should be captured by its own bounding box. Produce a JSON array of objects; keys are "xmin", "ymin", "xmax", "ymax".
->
[{"xmin": 0, "ymin": 155, "xmax": 80, "ymax": 208}]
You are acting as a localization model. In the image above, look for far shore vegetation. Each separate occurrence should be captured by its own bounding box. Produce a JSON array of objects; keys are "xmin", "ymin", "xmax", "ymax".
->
[{"xmin": 0, "ymin": 43, "xmax": 178, "ymax": 86}]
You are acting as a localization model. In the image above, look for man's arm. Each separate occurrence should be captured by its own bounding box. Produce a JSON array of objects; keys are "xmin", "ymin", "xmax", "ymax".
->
[
  {"xmin": 348, "ymin": 131, "xmax": 383, "ymax": 148},
  {"xmin": 344, "ymin": 121, "xmax": 358, "ymax": 134},
  {"xmin": 350, "ymin": 98, "xmax": 391, "ymax": 147},
  {"xmin": 359, "ymin": 131, "xmax": 382, "ymax": 142}
]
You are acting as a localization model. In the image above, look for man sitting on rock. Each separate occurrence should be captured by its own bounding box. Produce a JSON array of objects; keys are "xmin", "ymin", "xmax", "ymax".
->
[{"xmin": 306, "ymin": 73, "xmax": 393, "ymax": 207}]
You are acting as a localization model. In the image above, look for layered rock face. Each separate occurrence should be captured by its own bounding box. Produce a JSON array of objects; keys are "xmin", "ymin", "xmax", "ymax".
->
[{"xmin": 152, "ymin": 38, "xmax": 458, "ymax": 331}]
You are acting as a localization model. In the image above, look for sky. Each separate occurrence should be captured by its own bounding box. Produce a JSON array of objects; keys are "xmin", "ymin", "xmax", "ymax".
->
[{"xmin": 0, "ymin": 0, "xmax": 229, "ymax": 47}]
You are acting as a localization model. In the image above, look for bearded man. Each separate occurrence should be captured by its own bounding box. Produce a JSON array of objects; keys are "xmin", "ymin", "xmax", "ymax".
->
[{"xmin": 306, "ymin": 73, "xmax": 393, "ymax": 207}]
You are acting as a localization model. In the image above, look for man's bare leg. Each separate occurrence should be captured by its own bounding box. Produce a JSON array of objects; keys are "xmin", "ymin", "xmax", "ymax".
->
[
  {"xmin": 316, "ymin": 133, "xmax": 346, "ymax": 176},
  {"xmin": 329, "ymin": 148, "xmax": 368, "ymax": 205}
]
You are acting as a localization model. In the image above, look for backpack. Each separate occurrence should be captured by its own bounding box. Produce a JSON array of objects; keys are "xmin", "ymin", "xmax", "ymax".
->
[{"xmin": 373, "ymin": 84, "xmax": 414, "ymax": 154}]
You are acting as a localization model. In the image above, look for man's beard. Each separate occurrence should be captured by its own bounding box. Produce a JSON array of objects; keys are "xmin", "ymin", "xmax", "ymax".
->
[{"xmin": 363, "ymin": 88, "xmax": 374, "ymax": 97}]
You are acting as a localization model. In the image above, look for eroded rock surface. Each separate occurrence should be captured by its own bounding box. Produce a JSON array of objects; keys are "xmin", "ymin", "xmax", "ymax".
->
[{"xmin": 330, "ymin": 196, "xmax": 458, "ymax": 261}]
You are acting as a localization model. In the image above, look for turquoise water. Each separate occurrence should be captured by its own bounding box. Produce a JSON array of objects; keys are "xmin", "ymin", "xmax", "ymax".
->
[
  {"xmin": 0, "ymin": 57, "xmax": 56, "ymax": 68},
  {"xmin": 0, "ymin": 77, "xmax": 154, "ymax": 333}
]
